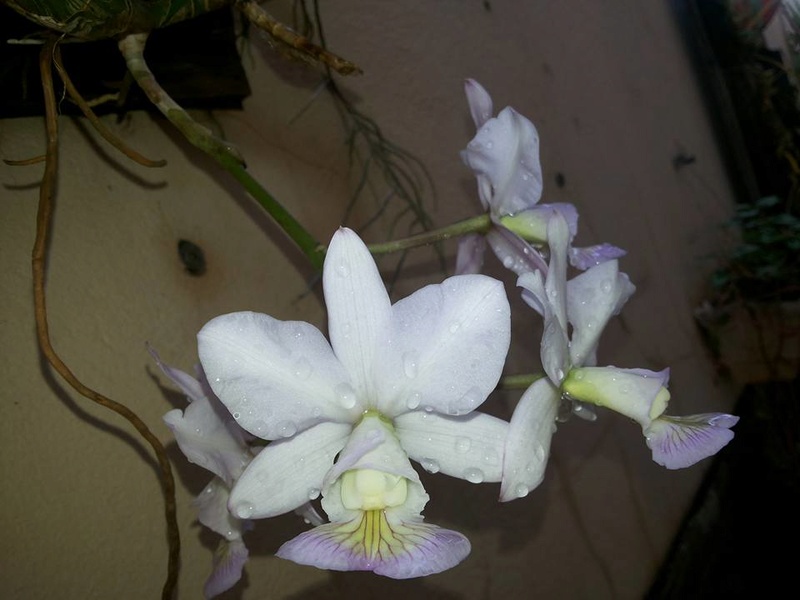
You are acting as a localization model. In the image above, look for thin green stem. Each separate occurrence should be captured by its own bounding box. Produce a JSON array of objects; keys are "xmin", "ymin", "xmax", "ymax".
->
[
  {"xmin": 217, "ymin": 154, "xmax": 325, "ymax": 271},
  {"xmin": 366, "ymin": 214, "xmax": 491, "ymax": 255},
  {"xmin": 499, "ymin": 373, "xmax": 545, "ymax": 390}
]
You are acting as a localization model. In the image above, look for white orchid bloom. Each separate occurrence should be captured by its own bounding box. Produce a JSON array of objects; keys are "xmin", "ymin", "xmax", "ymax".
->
[
  {"xmin": 458, "ymin": 79, "xmax": 625, "ymax": 276},
  {"xmin": 501, "ymin": 215, "xmax": 737, "ymax": 500},
  {"xmin": 197, "ymin": 227, "xmax": 511, "ymax": 578},
  {"xmin": 149, "ymin": 348, "xmax": 253, "ymax": 599}
]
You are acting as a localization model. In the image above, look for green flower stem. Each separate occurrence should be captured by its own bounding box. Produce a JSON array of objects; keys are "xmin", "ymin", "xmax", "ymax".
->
[
  {"xmin": 217, "ymin": 154, "xmax": 326, "ymax": 271},
  {"xmin": 366, "ymin": 214, "xmax": 492, "ymax": 255},
  {"xmin": 499, "ymin": 373, "xmax": 545, "ymax": 390}
]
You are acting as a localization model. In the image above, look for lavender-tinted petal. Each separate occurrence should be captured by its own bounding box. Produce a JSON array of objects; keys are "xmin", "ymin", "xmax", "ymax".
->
[
  {"xmin": 276, "ymin": 511, "xmax": 470, "ymax": 579},
  {"xmin": 645, "ymin": 413, "xmax": 739, "ymax": 469},
  {"xmin": 569, "ymin": 243, "xmax": 627, "ymax": 270},
  {"xmin": 148, "ymin": 344, "xmax": 205, "ymax": 402},
  {"xmin": 194, "ymin": 478, "xmax": 245, "ymax": 541},
  {"xmin": 203, "ymin": 538, "xmax": 248, "ymax": 599},
  {"xmin": 455, "ymin": 233, "xmax": 487, "ymax": 275},
  {"xmin": 487, "ymin": 226, "xmax": 548, "ymax": 277},
  {"xmin": 464, "ymin": 78, "xmax": 494, "ymax": 128}
]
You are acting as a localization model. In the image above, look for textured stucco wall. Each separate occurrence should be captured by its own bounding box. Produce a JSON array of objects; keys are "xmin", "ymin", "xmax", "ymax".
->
[{"xmin": 1, "ymin": 2, "xmax": 738, "ymax": 598}]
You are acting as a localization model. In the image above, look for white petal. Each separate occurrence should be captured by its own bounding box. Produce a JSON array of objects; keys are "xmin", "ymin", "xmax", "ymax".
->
[
  {"xmin": 228, "ymin": 422, "xmax": 351, "ymax": 519},
  {"xmin": 567, "ymin": 260, "xmax": 636, "ymax": 367},
  {"xmin": 323, "ymin": 227, "xmax": 392, "ymax": 400},
  {"xmin": 462, "ymin": 107, "xmax": 543, "ymax": 216},
  {"xmin": 194, "ymin": 478, "xmax": 244, "ymax": 541},
  {"xmin": 500, "ymin": 378, "xmax": 560, "ymax": 501},
  {"xmin": 373, "ymin": 274, "xmax": 510, "ymax": 417},
  {"xmin": 464, "ymin": 78, "xmax": 494, "ymax": 128},
  {"xmin": 198, "ymin": 311, "xmax": 356, "ymax": 440},
  {"xmin": 395, "ymin": 411, "xmax": 509, "ymax": 482},
  {"xmin": 518, "ymin": 270, "xmax": 568, "ymax": 386}
]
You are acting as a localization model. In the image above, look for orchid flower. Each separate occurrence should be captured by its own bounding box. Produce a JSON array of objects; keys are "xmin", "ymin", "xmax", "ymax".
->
[
  {"xmin": 501, "ymin": 213, "xmax": 737, "ymax": 500},
  {"xmin": 457, "ymin": 78, "xmax": 625, "ymax": 276},
  {"xmin": 197, "ymin": 227, "xmax": 511, "ymax": 578},
  {"xmin": 149, "ymin": 348, "xmax": 253, "ymax": 599}
]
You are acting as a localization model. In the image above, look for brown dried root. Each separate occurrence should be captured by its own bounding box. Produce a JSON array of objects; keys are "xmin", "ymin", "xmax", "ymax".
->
[
  {"xmin": 53, "ymin": 45, "xmax": 167, "ymax": 168},
  {"xmin": 33, "ymin": 37, "xmax": 179, "ymax": 600},
  {"xmin": 237, "ymin": 0, "xmax": 362, "ymax": 75}
]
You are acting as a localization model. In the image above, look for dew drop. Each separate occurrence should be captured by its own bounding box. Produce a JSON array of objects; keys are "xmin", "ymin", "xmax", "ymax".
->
[
  {"xmin": 486, "ymin": 141, "xmax": 494, "ymax": 149},
  {"xmin": 620, "ymin": 384, "xmax": 631, "ymax": 395},
  {"xmin": 534, "ymin": 444, "xmax": 546, "ymax": 462},
  {"xmin": 335, "ymin": 382, "xmax": 357, "ymax": 409},
  {"xmin": 464, "ymin": 467, "xmax": 485, "ymax": 483},
  {"xmin": 406, "ymin": 392, "xmax": 421, "ymax": 410},
  {"xmin": 502, "ymin": 256, "xmax": 514, "ymax": 269},
  {"xmin": 424, "ymin": 405, "xmax": 434, "ymax": 413},
  {"xmin": 449, "ymin": 321, "xmax": 462, "ymax": 334},
  {"xmin": 601, "ymin": 280, "xmax": 612, "ymax": 293},
  {"xmin": 521, "ymin": 171, "xmax": 530, "ymax": 181},
  {"xmin": 556, "ymin": 369, "xmax": 565, "ymax": 381},
  {"xmin": 455, "ymin": 437, "xmax": 472, "ymax": 454},
  {"xmin": 336, "ymin": 261, "xmax": 349, "ymax": 278},
  {"xmin": 235, "ymin": 503, "xmax": 254, "ymax": 519},
  {"xmin": 421, "ymin": 458, "xmax": 440, "ymax": 474},
  {"xmin": 403, "ymin": 352, "xmax": 419, "ymax": 379},
  {"xmin": 308, "ymin": 488, "xmax": 320, "ymax": 500},
  {"xmin": 482, "ymin": 448, "xmax": 499, "ymax": 465},
  {"xmin": 253, "ymin": 419, "xmax": 267, "ymax": 433},
  {"xmin": 194, "ymin": 427, "xmax": 202, "ymax": 434},
  {"xmin": 232, "ymin": 412, "xmax": 241, "ymax": 420},
  {"xmin": 293, "ymin": 357, "xmax": 312, "ymax": 379},
  {"xmin": 515, "ymin": 484, "xmax": 530, "ymax": 498},
  {"xmin": 278, "ymin": 421, "xmax": 297, "ymax": 438},
  {"xmin": 574, "ymin": 371, "xmax": 585, "ymax": 380}
]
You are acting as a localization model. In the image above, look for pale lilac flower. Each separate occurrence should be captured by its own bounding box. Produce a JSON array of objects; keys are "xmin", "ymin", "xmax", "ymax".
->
[
  {"xmin": 458, "ymin": 79, "xmax": 624, "ymax": 276},
  {"xmin": 501, "ymin": 213, "xmax": 736, "ymax": 500},
  {"xmin": 198, "ymin": 227, "xmax": 511, "ymax": 577},
  {"xmin": 149, "ymin": 348, "xmax": 252, "ymax": 598}
]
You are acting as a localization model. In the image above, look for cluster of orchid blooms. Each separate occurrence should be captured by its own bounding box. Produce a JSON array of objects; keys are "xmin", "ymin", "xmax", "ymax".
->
[{"xmin": 150, "ymin": 80, "xmax": 738, "ymax": 597}]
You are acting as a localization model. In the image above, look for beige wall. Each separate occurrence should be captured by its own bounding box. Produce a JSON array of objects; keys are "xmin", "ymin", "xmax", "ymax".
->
[{"xmin": 1, "ymin": 2, "xmax": 738, "ymax": 598}]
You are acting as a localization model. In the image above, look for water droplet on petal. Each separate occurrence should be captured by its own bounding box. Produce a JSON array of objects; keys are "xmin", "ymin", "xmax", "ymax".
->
[
  {"xmin": 601, "ymin": 280, "xmax": 612, "ymax": 293},
  {"xmin": 308, "ymin": 488, "xmax": 320, "ymax": 500},
  {"xmin": 486, "ymin": 141, "xmax": 494, "ymax": 149},
  {"xmin": 253, "ymin": 419, "xmax": 267, "ymax": 433},
  {"xmin": 336, "ymin": 261, "xmax": 349, "ymax": 277},
  {"xmin": 403, "ymin": 352, "xmax": 418, "ymax": 379},
  {"xmin": 335, "ymin": 382, "xmax": 357, "ymax": 409},
  {"xmin": 449, "ymin": 321, "xmax": 461, "ymax": 334},
  {"xmin": 502, "ymin": 256, "xmax": 514, "ymax": 269},
  {"xmin": 534, "ymin": 444, "xmax": 546, "ymax": 461},
  {"xmin": 421, "ymin": 458, "xmax": 440, "ymax": 474},
  {"xmin": 455, "ymin": 437, "xmax": 472, "ymax": 454},
  {"xmin": 278, "ymin": 421, "xmax": 297, "ymax": 438},
  {"xmin": 232, "ymin": 412, "xmax": 241, "ymax": 420},
  {"xmin": 406, "ymin": 392, "xmax": 421, "ymax": 410},
  {"xmin": 556, "ymin": 369, "xmax": 565, "ymax": 381},
  {"xmin": 235, "ymin": 502, "xmax": 254, "ymax": 519},
  {"xmin": 515, "ymin": 483, "xmax": 529, "ymax": 498},
  {"xmin": 464, "ymin": 467, "xmax": 485, "ymax": 483}
]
